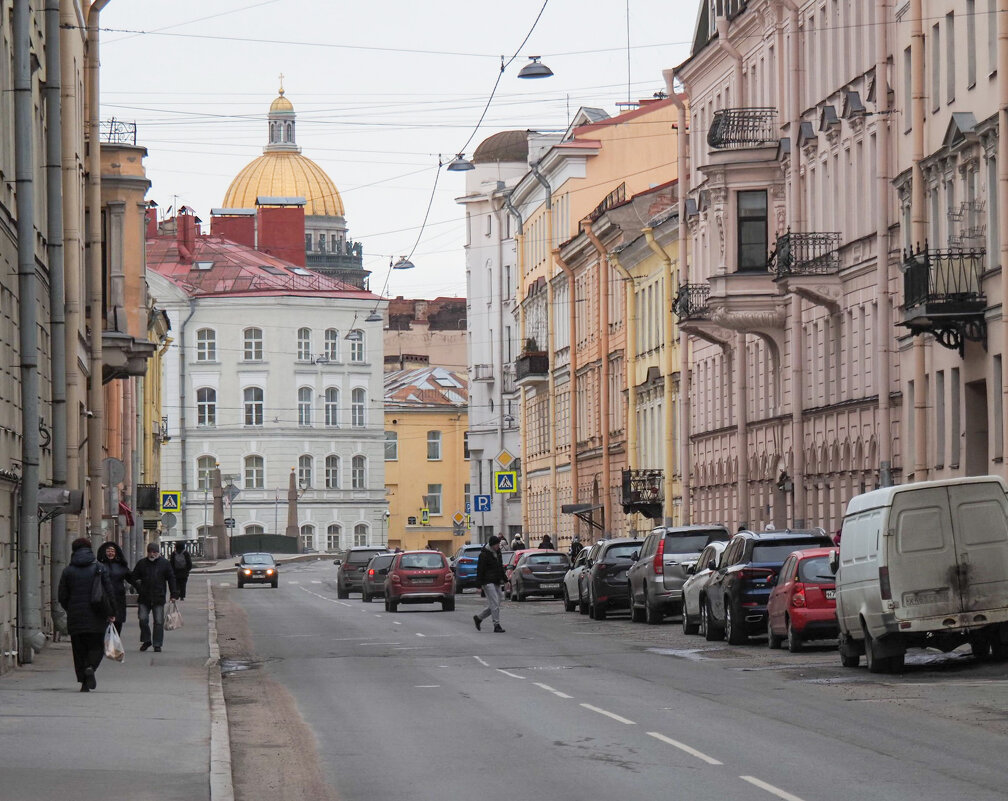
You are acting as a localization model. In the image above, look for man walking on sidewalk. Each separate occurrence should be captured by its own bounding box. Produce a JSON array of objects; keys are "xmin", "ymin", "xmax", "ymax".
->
[
  {"xmin": 170, "ymin": 541, "xmax": 193, "ymax": 600},
  {"xmin": 132, "ymin": 543, "xmax": 179, "ymax": 652},
  {"xmin": 473, "ymin": 535, "xmax": 506, "ymax": 633},
  {"xmin": 58, "ymin": 538, "xmax": 116, "ymax": 691}
]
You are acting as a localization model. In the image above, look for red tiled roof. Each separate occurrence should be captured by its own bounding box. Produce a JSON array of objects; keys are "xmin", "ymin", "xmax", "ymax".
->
[{"xmin": 570, "ymin": 97, "xmax": 677, "ymax": 138}]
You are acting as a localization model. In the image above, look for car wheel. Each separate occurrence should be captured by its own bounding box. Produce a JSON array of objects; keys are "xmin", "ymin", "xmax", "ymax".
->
[
  {"xmin": 703, "ymin": 599, "xmax": 724, "ymax": 641},
  {"xmin": 362, "ymin": 591, "xmax": 372, "ymax": 603},
  {"xmin": 863, "ymin": 627, "xmax": 896, "ymax": 673},
  {"xmin": 237, "ymin": 580, "xmax": 244, "ymax": 589},
  {"xmin": 594, "ymin": 599, "xmax": 607, "ymax": 620},
  {"xmin": 786, "ymin": 618, "xmax": 803, "ymax": 653},
  {"xmin": 838, "ymin": 633, "xmax": 860, "ymax": 667},
  {"xmin": 388, "ymin": 600, "xmax": 399, "ymax": 613},
  {"xmin": 682, "ymin": 601, "xmax": 699, "ymax": 635},
  {"xmin": 271, "ymin": 580, "xmax": 278, "ymax": 589},
  {"xmin": 724, "ymin": 599, "xmax": 747, "ymax": 645},
  {"xmin": 578, "ymin": 593, "xmax": 589, "ymax": 615},
  {"xmin": 645, "ymin": 595, "xmax": 664, "ymax": 626},
  {"xmin": 453, "ymin": 583, "xmax": 462, "ymax": 595},
  {"xmin": 970, "ymin": 635, "xmax": 993, "ymax": 661},
  {"xmin": 630, "ymin": 603, "xmax": 645, "ymax": 623},
  {"xmin": 767, "ymin": 622, "xmax": 783, "ymax": 649},
  {"xmin": 442, "ymin": 598, "xmax": 455, "ymax": 612},
  {"xmin": 992, "ymin": 639, "xmax": 1008, "ymax": 661},
  {"xmin": 337, "ymin": 583, "xmax": 349, "ymax": 600},
  {"xmin": 384, "ymin": 596, "xmax": 391, "ymax": 612}
]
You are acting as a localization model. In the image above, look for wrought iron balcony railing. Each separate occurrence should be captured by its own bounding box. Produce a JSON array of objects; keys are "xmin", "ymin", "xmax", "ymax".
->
[
  {"xmin": 768, "ymin": 230, "xmax": 842, "ymax": 276},
  {"xmin": 100, "ymin": 118, "xmax": 137, "ymax": 145},
  {"xmin": 673, "ymin": 283, "xmax": 710, "ymax": 320},
  {"xmin": 515, "ymin": 351, "xmax": 549, "ymax": 381},
  {"xmin": 621, "ymin": 469, "xmax": 664, "ymax": 519},
  {"xmin": 707, "ymin": 107, "xmax": 777, "ymax": 149},
  {"xmin": 473, "ymin": 363, "xmax": 494, "ymax": 382}
]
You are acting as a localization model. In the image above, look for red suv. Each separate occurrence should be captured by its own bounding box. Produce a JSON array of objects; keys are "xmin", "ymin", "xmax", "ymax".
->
[
  {"xmin": 385, "ymin": 550, "xmax": 456, "ymax": 612},
  {"xmin": 767, "ymin": 547, "xmax": 838, "ymax": 652}
]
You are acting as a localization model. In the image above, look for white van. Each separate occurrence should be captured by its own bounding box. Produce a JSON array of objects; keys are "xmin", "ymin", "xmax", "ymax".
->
[{"xmin": 834, "ymin": 475, "xmax": 1008, "ymax": 673}]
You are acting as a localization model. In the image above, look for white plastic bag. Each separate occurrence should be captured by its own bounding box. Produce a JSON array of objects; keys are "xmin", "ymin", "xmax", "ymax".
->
[
  {"xmin": 165, "ymin": 599, "xmax": 183, "ymax": 631},
  {"xmin": 104, "ymin": 623, "xmax": 125, "ymax": 662}
]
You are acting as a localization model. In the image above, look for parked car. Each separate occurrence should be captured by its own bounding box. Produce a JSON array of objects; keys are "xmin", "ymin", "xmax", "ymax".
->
[
  {"xmin": 361, "ymin": 553, "xmax": 396, "ymax": 602},
  {"xmin": 563, "ymin": 547, "xmax": 591, "ymax": 611},
  {"xmin": 835, "ymin": 476, "xmax": 1008, "ymax": 673},
  {"xmin": 577, "ymin": 541, "xmax": 608, "ymax": 614},
  {"xmin": 509, "ymin": 551, "xmax": 570, "ymax": 601},
  {"xmin": 504, "ymin": 548, "xmax": 545, "ymax": 594},
  {"xmin": 681, "ymin": 540, "xmax": 729, "ymax": 636},
  {"xmin": 385, "ymin": 550, "xmax": 456, "ymax": 612},
  {"xmin": 627, "ymin": 525, "xmax": 732, "ymax": 624},
  {"xmin": 583, "ymin": 538, "xmax": 644, "ymax": 620},
  {"xmin": 706, "ymin": 529, "xmax": 834, "ymax": 644},
  {"xmin": 767, "ymin": 547, "xmax": 838, "ymax": 651},
  {"xmin": 450, "ymin": 544, "xmax": 485, "ymax": 593},
  {"xmin": 335, "ymin": 546, "xmax": 392, "ymax": 598},
  {"xmin": 236, "ymin": 552, "xmax": 278, "ymax": 588}
]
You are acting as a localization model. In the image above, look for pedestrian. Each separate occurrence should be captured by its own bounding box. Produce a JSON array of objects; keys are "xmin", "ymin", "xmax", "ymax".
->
[
  {"xmin": 169, "ymin": 541, "xmax": 193, "ymax": 600},
  {"xmin": 510, "ymin": 533, "xmax": 525, "ymax": 550},
  {"xmin": 569, "ymin": 535, "xmax": 584, "ymax": 560},
  {"xmin": 57, "ymin": 538, "xmax": 116, "ymax": 692},
  {"xmin": 131, "ymin": 542, "xmax": 179, "ymax": 653},
  {"xmin": 538, "ymin": 534, "xmax": 554, "ymax": 549},
  {"xmin": 473, "ymin": 535, "xmax": 506, "ymax": 633},
  {"xmin": 97, "ymin": 540, "xmax": 137, "ymax": 635}
]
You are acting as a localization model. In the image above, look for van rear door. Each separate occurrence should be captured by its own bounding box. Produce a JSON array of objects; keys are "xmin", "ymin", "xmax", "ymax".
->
[
  {"xmin": 948, "ymin": 481, "xmax": 1008, "ymax": 613},
  {"xmin": 888, "ymin": 486, "xmax": 959, "ymax": 621}
]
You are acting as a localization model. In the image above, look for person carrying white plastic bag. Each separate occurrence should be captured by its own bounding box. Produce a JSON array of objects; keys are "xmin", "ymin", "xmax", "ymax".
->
[
  {"xmin": 164, "ymin": 599, "xmax": 183, "ymax": 631},
  {"xmin": 103, "ymin": 622, "xmax": 125, "ymax": 662}
]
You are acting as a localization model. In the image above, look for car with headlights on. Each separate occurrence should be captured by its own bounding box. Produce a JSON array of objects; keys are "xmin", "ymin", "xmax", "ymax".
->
[
  {"xmin": 236, "ymin": 552, "xmax": 278, "ymax": 588},
  {"xmin": 681, "ymin": 540, "xmax": 728, "ymax": 637},
  {"xmin": 385, "ymin": 550, "xmax": 456, "ymax": 612},
  {"xmin": 361, "ymin": 553, "xmax": 396, "ymax": 602},
  {"xmin": 509, "ymin": 551, "xmax": 570, "ymax": 601},
  {"xmin": 335, "ymin": 546, "xmax": 392, "ymax": 598}
]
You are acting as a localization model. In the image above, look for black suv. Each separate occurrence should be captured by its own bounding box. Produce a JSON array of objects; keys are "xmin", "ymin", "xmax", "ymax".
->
[
  {"xmin": 582, "ymin": 538, "xmax": 644, "ymax": 620},
  {"xmin": 705, "ymin": 529, "xmax": 833, "ymax": 644},
  {"xmin": 336, "ymin": 546, "xmax": 392, "ymax": 598}
]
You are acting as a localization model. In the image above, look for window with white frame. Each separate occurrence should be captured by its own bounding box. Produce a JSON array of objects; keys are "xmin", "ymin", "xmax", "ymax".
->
[
  {"xmin": 197, "ymin": 455, "xmax": 216, "ymax": 491},
  {"xmin": 324, "ymin": 387, "xmax": 339, "ymax": 426},
  {"xmin": 324, "ymin": 328, "xmax": 339, "ymax": 360},
  {"xmin": 297, "ymin": 328, "xmax": 312, "ymax": 361},
  {"xmin": 246, "ymin": 523, "xmax": 265, "ymax": 537},
  {"xmin": 243, "ymin": 387, "xmax": 264, "ymax": 426},
  {"xmin": 348, "ymin": 329, "xmax": 364, "ymax": 362},
  {"xmin": 300, "ymin": 524, "xmax": 315, "ymax": 552},
  {"xmin": 244, "ymin": 455, "xmax": 264, "ymax": 489},
  {"xmin": 196, "ymin": 328, "xmax": 216, "ymax": 361},
  {"xmin": 196, "ymin": 387, "xmax": 216, "ymax": 427},
  {"xmin": 352, "ymin": 455, "xmax": 366, "ymax": 489},
  {"xmin": 385, "ymin": 431, "xmax": 398, "ymax": 460},
  {"xmin": 298, "ymin": 386, "xmax": 312, "ymax": 426},
  {"xmin": 298, "ymin": 454, "xmax": 313, "ymax": 488},
  {"xmin": 243, "ymin": 327, "xmax": 263, "ymax": 360},
  {"xmin": 427, "ymin": 430, "xmax": 442, "ymax": 460},
  {"xmin": 463, "ymin": 431, "xmax": 470, "ymax": 460},
  {"xmin": 327, "ymin": 524, "xmax": 341, "ymax": 551},
  {"xmin": 353, "ymin": 523, "xmax": 368, "ymax": 547},
  {"xmin": 325, "ymin": 455, "xmax": 340, "ymax": 488},
  {"xmin": 426, "ymin": 484, "xmax": 442, "ymax": 515},
  {"xmin": 351, "ymin": 388, "xmax": 366, "ymax": 427}
]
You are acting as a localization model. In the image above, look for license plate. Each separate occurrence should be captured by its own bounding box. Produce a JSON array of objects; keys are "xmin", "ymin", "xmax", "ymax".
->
[
  {"xmin": 540, "ymin": 583, "xmax": 559, "ymax": 590},
  {"xmin": 825, "ymin": 589, "xmax": 836, "ymax": 600},
  {"xmin": 412, "ymin": 576, "xmax": 434, "ymax": 585}
]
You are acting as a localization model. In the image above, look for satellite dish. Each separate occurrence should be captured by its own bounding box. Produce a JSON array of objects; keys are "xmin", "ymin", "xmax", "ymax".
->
[{"xmin": 161, "ymin": 513, "xmax": 177, "ymax": 530}]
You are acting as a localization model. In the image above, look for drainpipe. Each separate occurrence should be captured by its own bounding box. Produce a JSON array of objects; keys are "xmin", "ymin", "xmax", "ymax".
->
[
  {"xmin": 737, "ymin": 332, "xmax": 751, "ymax": 528},
  {"xmin": 15, "ymin": 0, "xmax": 44, "ymax": 661},
  {"xmin": 1000, "ymin": 0, "xmax": 1008, "ymax": 464},
  {"xmin": 643, "ymin": 227, "xmax": 677, "ymax": 526},
  {"xmin": 178, "ymin": 300, "xmax": 197, "ymax": 537},
  {"xmin": 665, "ymin": 72, "xmax": 691, "ymax": 523},
  {"xmin": 45, "ymin": 0, "xmax": 69, "ymax": 626},
  {"xmin": 584, "ymin": 222, "xmax": 612, "ymax": 535},
  {"xmin": 610, "ymin": 252, "xmax": 636, "ymax": 472},
  {"xmin": 86, "ymin": 0, "xmax": 113, "ymax": 538},
  {"xmin": 910, "ymin": 0, "xmax": 927, "ymax": 481},
  {"xmin": 876, "ymin": 1, "xmax": 893, "ymax": 487},
  {"xmin": 791, "ymin": 294, "xmax": 806, "ymax": 526},
  {"xmin": 492, "ymin": 197, "xmax": 507, "ymax": 536},
  {"xmin": 504, "ymin": 191, "xmax": 525, "ymax": 534},
  {"xmin": 715, "ymin": 15, "xmax": 744, "ymax": 101},
  {"xmin": 554, "ymin": 248, "xmax": 578, "ymax": 528}
]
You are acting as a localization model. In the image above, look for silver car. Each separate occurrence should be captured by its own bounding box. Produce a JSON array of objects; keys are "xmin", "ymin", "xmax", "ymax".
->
[
  {"xmin": 626, "ymin": 525, "xmax": 731, "ymax": 624},
  {"xmin": 680, "ymin": 540, "xmax": 729, "ymax": 635},
  {"xmin": 562, "ymin": 547, "xmax": 590, "ymax": 611}
]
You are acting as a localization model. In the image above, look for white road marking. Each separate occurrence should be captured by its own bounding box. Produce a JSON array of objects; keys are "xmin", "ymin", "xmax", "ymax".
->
[
  {"xmin": 474, "ymin": 656, "xmax": 489, "ymax": 667},
  {"xmin": 414, "ymin": 685, "xmax": 440, "ymax": 688},
  {"xmin": 647, "ymin": 732, "xmax": 723, "ymax": 765},
  {"xmin": 299, "ymin": 587, "xmax": 351, "ymax": 606},
  {"xmin": 311, "ymin": 580, "xmax": 322, "ymax": 584},
  {"xmin": 533, "ymin": 682, "xmax": 572, "ymax": 699},
  {"xmin": 218, "ymin": 582, "xmax": 231, "ymax": 587},
  {"xmin": 393, "ymin": 621, "xmax": 402, "ymax": 625},
  {"xmin": 361, "ymin": 643, "xmax": 402, "ymax": 646},
  {"xmin": 416, "ymin": 632, "xmax": 426, "ymax": 637},
  {"xmin": 496, "ymin": 669, "xmax": 525, "ymax": 679},
  {"xmin": 740, "ymin": 776, "xmax": 808, "ymax": 801},
  {"xmin": 580, "ymin": 704, "xmax": 635, "ymax": 725},
  {"xmin": 287, "ymin": 581, "xmax": 300, "ymax": 585}
]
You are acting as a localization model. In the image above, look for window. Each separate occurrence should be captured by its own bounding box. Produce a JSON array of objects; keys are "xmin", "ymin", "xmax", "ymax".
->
[
  {"xmin": 353, "ymin": 523, "xmax": 368, "ymax": 547},
  {"xmin": 327, "ymin": 524, "xmax": 341, "ymax": 551},
  {"xmin": 426, "ymin": 484, "xmax": 442, "ymax": 515},
  {"xmin": 351, "ymin": 388, "xmax": 366, "ymax": 427},
  {"xmin": 196, "ymin": 387, "xmax": 216, "ymax": 427},
  {"xmin": 243, "ymin": 387, "xmax": 264, "ymax": 426},
  {"xmin": 427, "ymin": 430, "xmax": 442, "ymax": 460},
  {"xmin": 297, "ymin": 328, "xmax": 312, "ymax": 361},
  {"xmin": 197, "ymin": 455, "xmax": 216, "ymax": 491},
  {"xmin": 946, "ymin": 13, "xmax": 955, "ymax": 103},
  {"xmin": 331, "ymin": 234, "xmax": 339, "ymax": 252},
  {"xmin": 736, "ymin": 190, "xmax": 768, "ymax": 271},
  {"xmin": 305, "ymin": 233, "xmax": 312, "ymax": 251},
  {"xmin": 300, "ymin": 524, "xmax": 315, "ymax": 552},
  {"xmin": 298, "ymin": 454, "xmax": 313, "ymax": 488},
  {"xmin": 463, "ymin": 431, "xmax": 470, "ymax": 459},
  {"xmin": 244, "ymin": 455, "xmax": 264, "ymax": 489},
  {"xmin": 196, "ymin": 328, "xmax": 216, "ymax": 361},
  {"xmin": 317, "ymin": 234, "xmax": 326, "ymax": 253},
  {"xmin": 931, "ymin": 23, "xmax": 940, "ymax": 113},
  {"xmin": 324, "ymin": 388, "xmax": 339, "ymax": 427},
  {"xmin": 348, "ymin": 329, "xmax": 364, "ymax": 362},
  {"xmin": 936, "ymin": 370, "xmax": 946, "ymax": 467},
  {"xmin": 352, "ymin": 455, "xmax": 366, "ymax": 489},
  {"xmin": 325, "ymin": 455, "xmax": 340, "ymax": 488},
  {"xmin": 246, "ymin": 523, "xmax": 265, "ymax": 537},
  {"xmin": 243, "ymin": 327, "xmax": 263, "ymax": 360},
  {"xmin": 324, "ymin": 329, "xmax": 339, "ymax": 360},
  {"xmin": 298, "ymin": 386, "xmax": 312, "ymax": 426},
  {"xmin": 385, "ymin": 431, "xmax": 398, "ymax": 461}
]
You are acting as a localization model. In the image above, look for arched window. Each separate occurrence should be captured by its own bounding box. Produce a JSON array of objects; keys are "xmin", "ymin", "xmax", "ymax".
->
[
  {"xmin": 244, "ymin": 455, "xmax": 265, "ymax": 489},
  {"xmin": 324, "ymin": 388, "xmax": 339, "ymax": 427},
  {"xmin": 324, "ymin": 328, "xmax": 339, "ymax": 360},
  {"xmin": 351, "ymin": 455, "xmax": 366, "ymax": 489},
  {"xmin": 297, "ymin": 328, "xmax": 312, "ymax": 361},
  {"xmin": 197, "ymin": 455, "xmax": 216, "ymax": 491},
  {"xmin": 243, "ymin": 387, "xmax": 264, "ymax": 426},
  {"xmin": 325, "ymin": 455, "xmax": 340, "ymax": 488},
  {"xmin": 298, "ymin": 387, "xmax": 312, "ymax": 426},
  {"xmin": 353, "ymin": 522, "xmax": 368, "ymax": 547},
  {"xmin": 245, "ymin": 523, "xmax": 265, "ymax": 537},
  {"xmin": 298, "ymin": 454, "xmax": 313, "ymax": 488},
  {"xmin": 326, "ymin": 524, "xmax": 341, "ymax": 551},
  {"xmin": 351, "ymin": 388, "xmax": 366, "ymax": 427},
  {"xmin": 300, "ymin": 524, "xmax": 315, "ymax": 552},
  {"xmin": 196, "ymin": 388, "xmax": 217, "ymax": 427},
  {"xmin": 196, "ymin": 328, "xmax": 216, "ymax": 361},
  {"xmin": 348, "ymin": 329, "xmax": 364, "ymax": 363}
]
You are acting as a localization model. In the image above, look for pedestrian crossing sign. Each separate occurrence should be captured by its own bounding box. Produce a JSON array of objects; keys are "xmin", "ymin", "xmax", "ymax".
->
[
  {"xmin": 160, "ymin": 490, "xmax": 182, "ymax": 513},
  {"xmin": 494, "ymin": 471, "xmax": 517, "ymax": 494}
]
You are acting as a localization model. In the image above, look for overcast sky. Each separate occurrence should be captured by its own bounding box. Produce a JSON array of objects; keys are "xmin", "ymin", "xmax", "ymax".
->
[{"xmin": 99, "ymin": 0, "xmax": 695, "ymax": 299}]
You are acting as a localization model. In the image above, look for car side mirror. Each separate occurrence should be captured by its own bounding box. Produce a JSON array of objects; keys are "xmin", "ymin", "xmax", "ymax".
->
[
  {"xmin": 686, "ymin": 564, "xmax": 695, "ymax": 575},
  {"xmin": 769, "ymin": 573, "xmax": 778, "ymax": 586},
  {"xmin": 332, "ymin": 559, "xmax": 342, "ymax": 566},
  {"xmin": 379, "ymin": 568, "xmax": 389, "ymax": 575},
  {"xmin": 234, "ymin": 562, "xmax": 240, "ymax": 567},
  {"xmin": 829, "ymin": 549, "xmax": 839, "ymax": 575},
  {"xmin": 631, "ymin": 551, "xmax": 639, "ymax": 562},
  {"xmin": 708, "ymin": 560, "xmax": 717, "ymax": 571}
]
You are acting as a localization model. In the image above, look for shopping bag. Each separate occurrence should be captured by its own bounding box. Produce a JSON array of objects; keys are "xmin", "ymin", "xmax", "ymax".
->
[
  {"xmin": 104, "ymin": 623, "xmax": 125, "ymax": 662},
  {"xmin": 164, "ymin": 599, "xmax": 183, "ymax": 631}
]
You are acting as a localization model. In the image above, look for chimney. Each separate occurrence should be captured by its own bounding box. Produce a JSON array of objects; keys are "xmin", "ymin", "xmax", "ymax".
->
[
  {"xmin": 177, "ymin": 206, "xmax": 196, "ymax": 263},
  {"xmin": 145, "ymin": 202, "xmax": 158, "ymax": 239}
]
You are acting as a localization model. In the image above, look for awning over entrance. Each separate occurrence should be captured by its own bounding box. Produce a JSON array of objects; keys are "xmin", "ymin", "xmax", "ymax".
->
[{"xmin": 560, "ymin": 503, "xmax": 604, "ymax": 531}]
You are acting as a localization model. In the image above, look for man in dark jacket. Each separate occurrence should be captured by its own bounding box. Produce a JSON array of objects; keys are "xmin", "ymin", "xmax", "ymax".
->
[
  {"xmin": 131, "ymin": 542, "xmax": 179, "ymax": 652},
  {"xmin": 170, "ymin": 541, "xmax": 193, "ymax": 600},
  {"xmin": 58, "ymin": 538, "xmax": 116, "ymax": 691},
  {"xmin": 473, "ymin": 536, "xmax": 506, "ymax": 633}
]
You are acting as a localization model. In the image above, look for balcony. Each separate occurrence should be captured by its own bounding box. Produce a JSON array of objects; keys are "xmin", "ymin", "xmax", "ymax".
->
[
  {"xmin": 900, "ymin": 246, "xmax": 987, "ymax": 355},
  {"xmin": 515, "ymin": 351, "xmax": 549, "ymax": 386},
  {"xmin": 502, "ymin": 364, "xmax": 517, "ymax": 394},
  {"xmin": 707, "ymin": 108, "xmax": 777, "ymax": 149},
  {"xmin": 768, "ymin": 231, "xmax": 842, "ymax": 276},
  {"xmin": 673, "ymin": 283, "xmax": 711, "ymax": 321},
  {"xmin": 473, "ymin": 363, "xmax": 495, "ymax": 382},
  {"xmin": 621, "ymin": 469, "xmax": 664, "ymax": 520}
]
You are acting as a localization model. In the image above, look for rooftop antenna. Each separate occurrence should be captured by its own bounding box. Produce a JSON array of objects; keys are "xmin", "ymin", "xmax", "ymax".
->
[{"xmin": 625, "ymin": 0, "xmax": 631, "ymax": 105}]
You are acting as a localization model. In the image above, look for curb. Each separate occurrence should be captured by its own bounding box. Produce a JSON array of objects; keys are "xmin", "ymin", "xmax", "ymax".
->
[{"xmin": 206, "ymin": 580, "xmax": 234, "ymax": 801}]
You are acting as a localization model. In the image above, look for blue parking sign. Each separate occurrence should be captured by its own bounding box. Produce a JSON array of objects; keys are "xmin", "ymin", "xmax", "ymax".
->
[{"xmin": 474, "ymin": 494, "xmax": 491, "ymax": 512}]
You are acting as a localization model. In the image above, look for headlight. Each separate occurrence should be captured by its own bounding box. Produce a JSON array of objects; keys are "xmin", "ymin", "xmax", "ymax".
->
[
  {"xmin": 266, "ymin": 569, "xmax": 274, "ymax": 575},
  {"xmin": 243, "ymin": 569, "xmax": 252, "ymax": 576}
]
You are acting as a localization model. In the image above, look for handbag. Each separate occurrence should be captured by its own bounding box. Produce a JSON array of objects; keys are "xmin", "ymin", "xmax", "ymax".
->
[
  {"xmin": 103, "ymin": 623, "xmax": 125, "ymax": 662},
  {"xmin": 165, "ymin": 599, "xmax": 183, "ymax": 631},
  {"xmin": 91, "ymin": 565, "xmax": 115, "ymax": 618}
]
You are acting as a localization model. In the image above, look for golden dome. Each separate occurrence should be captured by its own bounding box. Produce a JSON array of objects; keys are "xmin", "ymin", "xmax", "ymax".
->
[
  {"xmin": 222, "ymin": 151, "xmax": 345, "ymax": 217},
  {"xmin": 270, "ymin": 89, "xmax": 294, "ymax": 113}
]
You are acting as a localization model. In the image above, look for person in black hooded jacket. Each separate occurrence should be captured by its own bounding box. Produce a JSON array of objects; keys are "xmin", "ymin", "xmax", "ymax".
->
[
  {"xmin": 58, "ymin": 538, "xmax": 116, "ymax": 692},
  {"xmin": 97, "ymin": 541, "xmax": 137, "ymax": 635},
  {"xmin": 131, "ymin": 542, "xmax": 179, "ymax": 652}
]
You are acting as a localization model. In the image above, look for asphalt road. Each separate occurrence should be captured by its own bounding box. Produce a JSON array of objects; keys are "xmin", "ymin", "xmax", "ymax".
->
[{"xmin": 217, "ymin": 560, "xmax": 1008, "ymax": 801}]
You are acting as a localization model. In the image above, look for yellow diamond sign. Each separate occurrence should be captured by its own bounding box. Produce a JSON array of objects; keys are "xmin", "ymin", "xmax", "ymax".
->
[
  {"xmin": 495, "ymin": 449, "xmax": 515, "ymax": 469},
  {"xmin": 452, "ymin": 511, "xmax": 465, "ymax": 525}
]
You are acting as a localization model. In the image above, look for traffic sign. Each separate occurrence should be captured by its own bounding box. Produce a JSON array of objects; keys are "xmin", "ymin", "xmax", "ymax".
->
[
  {"xmin": 420, "ymin": 507, "xmax": 430, "ymax": 525},
  {"xmin": 494, "ymin": 472, "xmax": 517, "ymax": 494},
  {"xmin": 161, "ymin": 512, "xmax": 176, "ymax": 530},
  {"xmin": 224, "ymin": 517, "xmax": 236, "ymax": 528},
  {"xmin": 495, "ymin": 449, "xmax": 515, "ymax": 468},
  {"xmin": 160, "ymin": 490, "xmax": 181, "ymax": 512},
  {"xmin": 452, "ymin": 511, "xmax": 465, "ymax": 525},
  {"xmin": 473, "ymin": 494, "xmax": 491, "ymax": 512},
  {"xmin": 465, "ymin": 501, "xmax": 471, "ymax": 514}
]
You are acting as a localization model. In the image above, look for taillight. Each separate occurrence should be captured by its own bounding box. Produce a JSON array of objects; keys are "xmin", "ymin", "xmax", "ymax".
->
[
  {"xmin": 653, "ymin": 538, "xmax": 665, "ymax": 575},
  {"xmin": 790, "ymin": 583, "xmax": 806, "ymax": 607},
  {"xmin": 391, "ymin": 572, "xmax": 401, "ymax": 584},
  {"xmin": 460, "ymin": 558, "xmax": 475, "ymax": 565},
  {"xmin": 368, "ymin": 568, "xmax": 375, "ymax": 577},
  {"xmin": 520, "ymin": 567, "xmax": 533, "ymax": 578},
  {"xmin": 443, "ymin": 572, "xmax": 453, "ymax": 584},
  {"xmin": 738, "ymin": 568, "xmax": 773, "ymax": 581},
  {"xmin": 595, "ymin": 563, "xmax": 609, "ymax": 577},
  {"xmin": 879, "ymin": 566, "xmax": 892, "ymax": 600}
]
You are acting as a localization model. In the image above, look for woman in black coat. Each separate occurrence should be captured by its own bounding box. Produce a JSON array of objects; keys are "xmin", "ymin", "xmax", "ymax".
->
[
  {"xmin": 97, "ymin": 540, "xmax": 137, "ymax": 634},
  {"xmin": 57, "ymin": 538, "xmax": 116, "ymax": 692}
]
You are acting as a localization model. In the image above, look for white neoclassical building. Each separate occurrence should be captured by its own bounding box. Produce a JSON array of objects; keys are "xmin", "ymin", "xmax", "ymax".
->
[{"xmin": 147, "ymin": 210, "xmax": 387, "ymax": 552}]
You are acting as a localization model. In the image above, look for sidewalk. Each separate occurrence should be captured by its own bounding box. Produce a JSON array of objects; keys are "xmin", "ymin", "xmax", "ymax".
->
[{"xmin": 0, "ymin": 579, "xmax": 230, "ymax": 801}]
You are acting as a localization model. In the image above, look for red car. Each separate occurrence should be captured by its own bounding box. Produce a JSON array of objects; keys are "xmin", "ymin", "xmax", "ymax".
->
[
  {"xmin": 385, "ymin": 550, "xmax": 456, "ymax": 612},
  {"xmin": 767, "ymin": 547, "xmax": 838, "ymax": 652}
]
